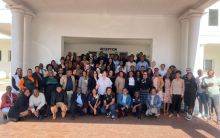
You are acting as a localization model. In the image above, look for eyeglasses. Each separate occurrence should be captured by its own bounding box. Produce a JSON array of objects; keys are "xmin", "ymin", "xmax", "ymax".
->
[{"xmin": 123, "ymin": 90, "xmax": 127, "ymax": 92}]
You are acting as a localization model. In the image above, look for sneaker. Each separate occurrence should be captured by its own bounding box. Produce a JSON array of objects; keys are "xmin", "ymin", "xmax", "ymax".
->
[
  {"xmin": 106, "ymin": 112, "xmax": 111, "ymax": 117},
  {"xmin": 38, "ymin": 115, "xmax": 43, "ymax": 121},
  {"xmin": 207, "ymin": 118, "xmax": 213, "ymax": 122},
  {"xmin": 204, "ymin": 115, "xmax": 208, "ymax": 120},
  {"xmin": 196, "ymin": 113, "xmax": 202, "ymax": 118},
  {"xmin": 217, "ymin": 120, "xmax": 220, "ymax": 125},
  {"xmin": 185, "ymin": 116, "xmax": 192, "ymax": 121},
  {"xmin": 111, "ymin": 116, "xmax": 115, "ymax": 120},
  {"xmin": 3, "ymin": 115, "xmax": 7, "ymax": 120}
]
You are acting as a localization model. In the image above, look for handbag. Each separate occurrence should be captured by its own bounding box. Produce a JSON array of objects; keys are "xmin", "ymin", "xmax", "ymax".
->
[{"xmin": 94, "ymin": 94, "xmax": 100, "ymax": 115}]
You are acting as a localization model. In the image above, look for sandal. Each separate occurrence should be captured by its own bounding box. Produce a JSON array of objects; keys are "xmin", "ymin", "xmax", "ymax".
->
[
  {"xmin": 177, "ymin": 114, "xmax": 180, "ymax": 118},
  {"xmin": 169, "ymin": 114, "xmax": 173, "ymax": 118}
]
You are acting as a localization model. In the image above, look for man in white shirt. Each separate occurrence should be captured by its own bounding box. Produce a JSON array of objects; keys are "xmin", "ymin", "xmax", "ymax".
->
[
  {"xmin": 125, "ymin": 56, "xmax": 136, "ymax": 73},
  {"xmin": 39, "ymin": 63, "xmax": 46, "ymax": 76},
  {"xmin": 29, "ymin": 89, "xmax": 46, "ymax": 121},
  {"xmin": 150, "ymin": 61, "xmax": 157, "ymax": 74},
  {"xmin": 159, "ymin": 64, "xmax": 167, "ymax": 78}
]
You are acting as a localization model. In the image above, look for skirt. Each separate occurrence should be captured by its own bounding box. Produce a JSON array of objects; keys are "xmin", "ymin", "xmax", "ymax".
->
[{"xmin": 140, "ymin": 88, "xmax": 150, "ymax": 104}]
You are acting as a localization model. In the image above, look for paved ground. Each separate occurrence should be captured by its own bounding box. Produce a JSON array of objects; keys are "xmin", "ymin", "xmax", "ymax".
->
[{"xmin": 0, "ymin": 79, "xmax": 220, "ymax": 138}]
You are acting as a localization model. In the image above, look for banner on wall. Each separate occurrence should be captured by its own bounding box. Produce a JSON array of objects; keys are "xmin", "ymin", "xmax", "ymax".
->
[{"xmin": 100, "ymin": 48, "xmax": 117, "ymax": 51}]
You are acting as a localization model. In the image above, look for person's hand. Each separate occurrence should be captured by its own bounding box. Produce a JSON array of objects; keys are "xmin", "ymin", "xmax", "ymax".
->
[
  {"xmin": 79, "ymin": 104, "xmax": 83, "ymax": 108},
  {"xmin": 105, "ymin": 104, "xmax": 109, "ymax": 109},
  {"xmin": 207, "ymin": 82, "xmax": 214, "ymax": 87},
  {"xmin": 18, "ymin": 90, "xmax": 22, "ymax": 93},
  {"xmin": 153, "ymin": 105, "xmax": 157, "ymax": 108},
  {"xmin": 170, "ymin": 94, "xmax": 173, "ymax": 98},
  {"xmin": 28, "ymin": 106, "xmax": 34, "ymax": 110},
  {"xmin": 121, "ymin": 107, "xmax": 125, "ymax": 110},
  {"xmin": 126, "ymin": 105, "xmax": 129, "ymax": 109},
  {"xmin": 149, "ymin": 106, "xmax": 151, "ymax": 109},
  {"xmin": 10, "ymin": 103, "xmax": 14, "ymax": 107},
  {"xmin": 23, "ymin": 87, "xmax": 27, "ymax": 89},
  {"xmin": 83, "ymin": 108, "xmax": 87, "ymax": 113},
  {"xmin": 181, "ymin": 95, "xmax": 183, "ymax": 98},
  {"xmin": 36, "ymin": 109, "xmax": 39, "ymax": 113},
  {"xmin": 94, "ymin": 105, "xmax": 97, "ymax": 109},
  {"xmin": 34, "ymin": 111, "xmax": 39, "ymax": 117}
]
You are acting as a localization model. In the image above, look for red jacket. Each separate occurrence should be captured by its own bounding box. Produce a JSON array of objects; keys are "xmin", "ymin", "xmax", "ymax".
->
[
  {"xmin": 72, "ymin": 62, "xmax": 84, "ymax": 70},
  {"xmin": 0, "ymin": 92, "xmax": 17, "ymax": 110}
]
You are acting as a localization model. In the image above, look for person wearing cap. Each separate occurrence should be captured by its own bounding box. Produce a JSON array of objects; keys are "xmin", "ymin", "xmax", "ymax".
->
[
  {"xmin": 169, "ymin": 70, "xmax": 185, "ymax": 118},
  {"xmin": 118, "ymin": 88, "xmax": 131, "ymax": 118},
  {"xmin": 70, "ymin": 87, "xmax": 88, "ymax": 120},
  {"xmin": 50, "ymin": 84, "xmax": 68, "ymax": 119}
]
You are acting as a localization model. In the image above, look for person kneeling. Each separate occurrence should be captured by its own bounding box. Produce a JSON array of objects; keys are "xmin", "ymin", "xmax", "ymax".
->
[
  {"xmin": 101, "ymin": 87, "xmax": 117, "ymax": 120},
  {"xmin": 118, "ymin": 88, "xmax": 131, "ymax": 118},
  {"xmin": 50, "ymin": 84, "xmax": 68, "ymax": 119},
  {"xmin": 1, "ymin": 86, "xmax": 17, "ymax": 120},
  {"xmin": 131, "ymin": 91, "xmax": 143, "ymax": 120},
  {"xmin": 88, "ymin": 89, "xmax": 101, "ymax": 116},
  {"xmin": 8, "ymin": 89, "xmax": 32, "ymax": 122},
  {"xmin": 145, "ymin": 88, "xmax": 161, "ymax": 119},
  {"xmin": 70, "ymin": 87, "xmax": 88, "ymax": 120},
  {"xmin": 29, "ymin": 89, "xmax": 47, "ymax": 121}
]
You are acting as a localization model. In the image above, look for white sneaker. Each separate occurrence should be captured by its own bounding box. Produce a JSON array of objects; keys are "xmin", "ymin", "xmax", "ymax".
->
[
  {"xmin": 185, "ymin": 115, "xmax": 192, "ymax": 121},
  {"xmin": 196, "ymin": 113, "xmax": 202, "ymax": 118},
  {"xmin": 204, "ymin": 114, "xmax": 208, "ymax": 120}
]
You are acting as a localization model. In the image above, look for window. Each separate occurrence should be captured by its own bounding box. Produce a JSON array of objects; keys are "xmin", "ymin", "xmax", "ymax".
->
[
  {"xmin": 204, "ymin": 60, "xmax": 213, "ymax": 71},
  {"xmin": 209, "ymin": 9, "xmax": 218, "ymax": 26}
]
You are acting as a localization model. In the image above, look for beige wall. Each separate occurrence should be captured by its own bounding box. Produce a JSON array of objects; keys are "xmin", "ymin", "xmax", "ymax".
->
[
  {"xmin": 0, "ymin": 39, "xmax": 11, "ymax": 78},
  {"xmin": 204, "ymin": 44, "xmax": 220, "ymax": 78}
]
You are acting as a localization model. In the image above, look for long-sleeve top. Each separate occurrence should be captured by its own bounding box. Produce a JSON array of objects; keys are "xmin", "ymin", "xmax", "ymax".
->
[
  {"xmin": 125, "ymin": 61, "xmax": 137, "ymax": 72},
  {"xmin": 115, "ymin": 66, "xmax": 126, "ymax": 74},
  {"xmin": 139, "ymin": 77, "xmax": 152, "ymax": 90},
  {"xmin": 146, "ymin": 94, "xmax": 161, "ymax": 110},
  {"xmin": 78, "ymin": 76, "xmax": 88, "ymax": 94},
  {"xmin": 115, "ymin": 77, "xmax": 125, "ymax": 94},
  {"xmin": 70, "ymin": 92, "xmax": 88, "ymax": 108},
  {"xmin": 32, "ymin": 72, "xmax": 43, "ymax": 91},
  {"xmin": 12, "ymin": 75, "xmax": 22, "ymax": 91},
  {"xmin": 29, "ymin": 93, "xmax": 46, "ymax": 113},
  {"xmin": 88, "ymin": 77, "xmax": 99, "ymax": 93},
  {"xmin": 118, "ymin": 93, "xmax": 131, "ymax": 108},
  {"xmin": 0, "ymin": 92, "xmax": 17, "ymax": 110},
  {"xmin": 113, "ymin": 60, "xmax": 120, "ymax": 70},
  {"xmin": 136, "ymin": 61, "xmax": 149, "ymax": 71},
  {"xmin": 19, "ymin": 76, "xmax": 38, "ymax": 89},
  {"xmin": 170, "ymin": 79, "xmax": 185, "ymax": 96},
  {"xmin": 50, "ymin": 90, "xmax": 68, "ymax": 106}
]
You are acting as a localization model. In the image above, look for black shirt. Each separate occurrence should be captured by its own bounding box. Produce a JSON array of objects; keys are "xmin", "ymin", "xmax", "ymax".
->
[
  {"xmin": 139, "ymin": 77, "xmax": 152, "ymax": 90},
  {"xmin": 104, "ymin": 93, "xmax": 115, "ymax": 104},
  {"xmin": 50, "ymin": 90, "xmax": 68, "ymax": 106}
]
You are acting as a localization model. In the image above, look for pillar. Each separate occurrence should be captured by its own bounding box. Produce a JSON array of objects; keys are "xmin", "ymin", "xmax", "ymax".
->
[
  {"xmin": 187, "ymin": 13, "xmax": 203, "ymax": 73},
  {"xmin": 23, "ymin": 14, "xmax": 33, "ymax": 75},
  {"xmin": 10, "ymin": 9, "xmax": 25, "ymax": 76},
  {"xmin": 180, "ymin": 19, "xmax": 189, "ymax": 73}
]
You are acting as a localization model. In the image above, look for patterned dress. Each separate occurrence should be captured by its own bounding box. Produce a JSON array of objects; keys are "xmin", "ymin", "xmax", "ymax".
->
[{"xmin": 163, "ymin": 79, "xmax": 172, "ymax": 103}]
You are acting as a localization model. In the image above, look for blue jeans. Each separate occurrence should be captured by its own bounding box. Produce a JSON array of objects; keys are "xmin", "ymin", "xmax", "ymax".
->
[
  {"xmin": 89, "ymin": 105, "xmax": 101, "ymax": 116},
  {"xmin": 70, "ymin": 104, "xmax": 85, "ymax": 118},
  {"xmin": 132, "ymin": 106, "xmax": 142, "ymax": 118},
  {"xmin": 101, "ymin": 103, "xmax": 117, "ymax": 116},
  {"xmin": 207, "ymin": 94, "xmax": 220, "ymax": 120},
  {"xmin": 197, "ymin": 93, "xmax": 208, "ymax": 115}
]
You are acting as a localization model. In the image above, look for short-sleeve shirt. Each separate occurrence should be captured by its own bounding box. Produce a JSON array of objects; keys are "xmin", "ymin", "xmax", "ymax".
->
[
  {"xmin": 203, "ymin": 76, "xmax": 220, "ymax": 95},
  {"xmin": 88, "ymin": 94, "xmax": 101, "ymax": 106},
  {"xmin": 97, "ymin": 77, "xmax": 113, "ymax": 95},
  {"xmin": 103, "ymin": 93, "xmax": 115, "ymax": 104}
]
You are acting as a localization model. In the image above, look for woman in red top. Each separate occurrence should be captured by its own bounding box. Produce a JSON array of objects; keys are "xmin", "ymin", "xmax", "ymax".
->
[{"xmin": 0, "ymin": 86, "xmax": 17, "ymax": 120}]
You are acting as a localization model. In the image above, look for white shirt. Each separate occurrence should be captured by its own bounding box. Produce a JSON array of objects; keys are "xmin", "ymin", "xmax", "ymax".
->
[
  {"xmin": 29, "ymin": 93, "xmax": 46, "ymax": 113},
  {"xmin": 98, "ymin": 73, "xmax": 103, "ymax": 78},
  {"xmin": 7, "ymin": 93, "xmax": 13, "ymax": 104},
  {"xmin": 122, "ymin": 95, "xmax": 127, "ymax": 104},
  {"xmin": 129, "ymin": 77, "xmax": 135, "ymax": 86},
  {"xmin": 159, "ymin": 69, "xmax": 167, "ymax": 78},
  {"xmin": 196, "ymin": 76, "xmax": 208, "ymax": 93},
  {"xmin": 97, "ymin": 77, "xmax": 113, "ymax": 95},
  {"xmin": 115, "ymin": 66, "xmax": 127, "ymax": 74},
  {"xmin": 125, "ymin": 61, "xmax": 136, "ymax": 73},
  {"xmin": 150, "ymin": 66, "xmax": 157, "ymax": 74}
]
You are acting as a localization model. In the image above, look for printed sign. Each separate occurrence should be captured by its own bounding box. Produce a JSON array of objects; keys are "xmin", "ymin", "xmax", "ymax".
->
[{"xmin": 100, "ymin": 48, "xmax": 117, "ymax": 51}]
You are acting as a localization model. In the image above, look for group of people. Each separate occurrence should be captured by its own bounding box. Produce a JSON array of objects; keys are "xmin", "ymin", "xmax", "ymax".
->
[{"xmin": 1, "ymin": 51, "xmax": 220, "ymax": 125}]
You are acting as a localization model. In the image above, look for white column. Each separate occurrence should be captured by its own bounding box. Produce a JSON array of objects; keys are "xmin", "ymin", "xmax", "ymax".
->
[
  {"xmin": 23, "ymin": 14, "xmax": 33, "ymax": 75},
  {"xmin": 187, "ymin": 13, "xmax": 203, "ymax": 73},
  {"xmin": 10, "ymin": 9, "xmax": 25, "ymax": 76},
  {"xmin": 180, "ymin": 19, "xmax": 189, "ymax": 73}
]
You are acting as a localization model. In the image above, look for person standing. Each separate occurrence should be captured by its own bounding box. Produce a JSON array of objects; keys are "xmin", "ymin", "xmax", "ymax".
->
[
  {"xmin": 125, "ymin": 56, "xmax": 136, "ymax": 73},
  {"xmin": 131, "ymin": 91, "xmax": 143, "ymax": 120},
  {"xmin": 88, "ymin": 71, "xmax": 99, "ymax": 94},
  {"xmin": 60, "ymin": 69, "xmax": 76, "ymax": 111},
  {"xmin": 125, "ymin": 71, "xmax": 137, "ymax": 98},
  {"xmin": 78, "ymin": 71, "xmax": 88, "ymax": 96},
  {"xmin": 115, "ymin": 71, "xmax": 125, "ymax": 103},
  {"xmin": 19, "ymin": 69, "xmax": 38, "ymax": 93},
  {"xmin": 97, "ymin": 51, "xmax": 107, "ymax": 64},
  {"xmin": 81, "ymin": 55, "xmax": 89, "ymax": 67},
  {"xmin": 72, "ymin": 56, "xmax": 84, "ymax": 70},
  {"xmin": 169, "ymin": 70, "xmax": 185, "ymax": 118},
  {"xmin": 42, "ymin": 70, "xmax": 58, "ymax": 116},
  {"xmin": 32, "ymin": 66, "xmax": 44, "ymax": 92},
  {"xmin": 56, "ymin": 68, "xmax": 64, "ymax": 83},
  {"xmin": 39, "ymin": 63, "xmax": 46, "ymax": 76},
  {"xmin": 29, "ymin": 89, "xmax": 47, "ymax": 121},
  {"xmin": 65, "ymin": 55, "xmax": 72, "ymax": 69},
  {"xmin": 202, "ymin": 70, "xmax": 220, "ymax": 125},
  {"xmin": 136, "ymin": 56, "xmax": 149, "ymax": 71},
  {"xmin": 59, "ymin": 59, "xmax": 65, "ymax": 69},
  {"xmin": 152, "ymin": 71, "xmax": 164, "ymax": 115},
  {"xmin": 139, "ymin": 71, "xmax": 152, "ymax": 112},
  {"xmin": 12, "ymin": 68, "xmax": 23, "ymax": 97},
  {"xmin": 159, "ymin": 64, "xmax": 167, "ymax": 78},
  {"xmin": 115, "ymin": 60, "xmax": 126, "ymax": 74},
  {"xmin": 44, "ymin": 64, "xmax": 56, "ymax": 77},
  {"xmin": 113, "ymin": 55, "xmax": 120, "ymax": 70},
  {"xmin": 196, "ymin": 69, "xmax": 208, "ymax": 120},
  {"xmin": 184, "ymin": 73, "xmax": 197, "ymax": 121},
  {"xmin": 108, "ymin": 70, "xmax": 116, "ymax": 95},
  {"xmin": 1, "ymin": 86, "xmax": 17, "ymax": 120},
  {"xmin": 96, "ymin": 71, "xmax": 113, "ymax": 106},
  {"xmin": 150, "ymin": 61, "xmax": 157, "ymax": 74},
  {"xmin": 162, "ymin": 73, "xmax": 173, "ymax": 115}
]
